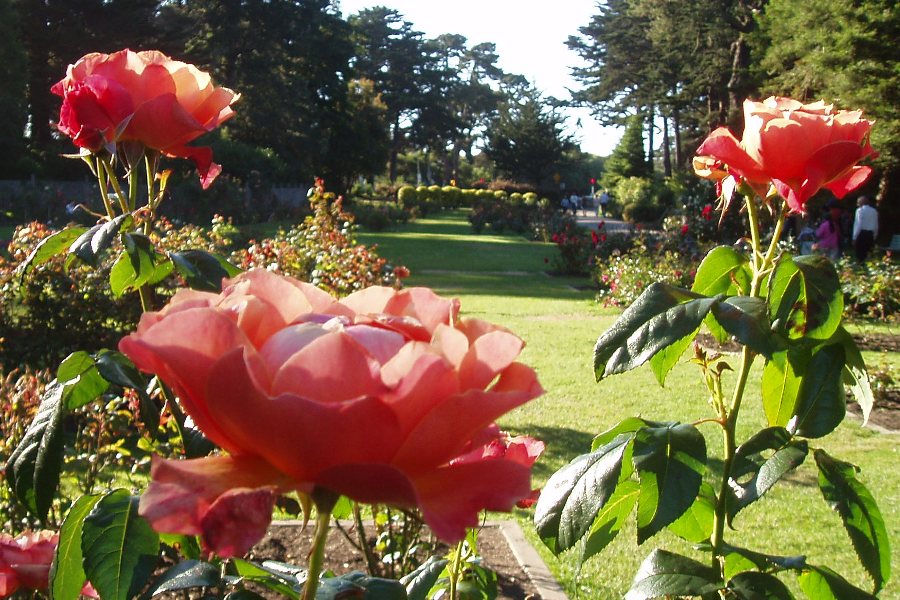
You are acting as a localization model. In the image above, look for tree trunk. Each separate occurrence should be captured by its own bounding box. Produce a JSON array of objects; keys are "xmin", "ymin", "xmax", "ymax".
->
[
  {"xmin": 388, "ymin": 117, "xmax": 401, "ymax": 182},
  {"xmin": 673, "ymin": 109, "xmax": 682, "ymax": 169},
  {"xmin": 662, "ymin": 114, "xmax": 671, "ymax": 178},
  {"xmin": 646, "ymin": 105, "xmax": 654, "ymax": 173}
]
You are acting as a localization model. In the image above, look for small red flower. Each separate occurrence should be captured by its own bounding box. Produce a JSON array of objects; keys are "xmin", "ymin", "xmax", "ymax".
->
[
  {"xmin": 701, "ymin": 204, "xmax": 714, "ymax": 221},
  {"xmin": 681, "ymin": 224, "xmax": 689, "ymax": 236}
]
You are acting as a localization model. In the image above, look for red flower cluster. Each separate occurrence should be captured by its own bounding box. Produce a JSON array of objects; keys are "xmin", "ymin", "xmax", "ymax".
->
[{"xmin": 701, "ymin": 204, "xmax": 714, "ymax": 221}]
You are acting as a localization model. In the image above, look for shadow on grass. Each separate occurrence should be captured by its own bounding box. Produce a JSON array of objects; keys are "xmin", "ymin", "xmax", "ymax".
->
[
  {"xmin": 518, "ymin": 424, "xmax": 597, "ymax": 480},
  {"xmin": 410, "ymin": 272, "xmax": 595, "ymax": 301}
]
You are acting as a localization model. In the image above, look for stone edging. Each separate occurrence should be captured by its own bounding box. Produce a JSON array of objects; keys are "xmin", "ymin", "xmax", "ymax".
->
[{"xmin": 490, "ymin": 520, "xmax": 568, "ymax": 600}]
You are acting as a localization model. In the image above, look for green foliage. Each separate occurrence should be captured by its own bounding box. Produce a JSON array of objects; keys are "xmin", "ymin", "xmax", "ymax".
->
[
  {"xmin": 484, "ymin": 87, "xmax": 575, "ymax": 187},
  {"xmin": 837, "ymin": 254, "xmax": 900, "ymax": 321},
  {"xmin": 602, "ymin": 116, "xmax": 651, "ymax": 192}
]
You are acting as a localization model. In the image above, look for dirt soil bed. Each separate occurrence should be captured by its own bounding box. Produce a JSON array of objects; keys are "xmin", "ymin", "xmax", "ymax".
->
[
  {"xmin": 698, "ymin": 332, "xmax": 899, "ymax": 432},
  {"xmin": 249, "ymin": 522, "xmax": 542, "ymax": 599}
]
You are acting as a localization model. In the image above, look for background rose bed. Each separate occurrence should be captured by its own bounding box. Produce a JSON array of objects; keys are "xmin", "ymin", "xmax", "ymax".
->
[{"xmin": 1, "ymin": 48, "xmax": 897, "ymax": 600}]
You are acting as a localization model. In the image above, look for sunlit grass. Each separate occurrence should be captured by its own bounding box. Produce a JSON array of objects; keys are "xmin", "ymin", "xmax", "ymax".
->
[{"xmin": 361, "ymin": 210, "xmax": 900, "ymax": 599}]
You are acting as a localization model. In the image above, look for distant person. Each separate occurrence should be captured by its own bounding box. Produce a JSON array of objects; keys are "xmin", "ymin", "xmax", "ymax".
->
[
  {"xmin": 598, "ymin": 190, "xmax": 609, "ymax": 217},
  {"xmin": 813, "ymin": 201, "xmax": 842, "ymax": 260},
  {"xmin": 852, "ymin": 195, "xmax": 878, "ymax": 261},
  {"xmin": 569, "ymin": 193, "xmax": 581, "ymax": 215}
]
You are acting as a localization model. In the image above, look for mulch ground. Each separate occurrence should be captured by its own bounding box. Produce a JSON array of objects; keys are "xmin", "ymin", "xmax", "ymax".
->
[
  {"xmin": 249, "ymin": 522, "xmax": 541, "ymax": 599},
  {"xmin": 698, "ymin": 332, "xmax": 899, "ymax": 432}
]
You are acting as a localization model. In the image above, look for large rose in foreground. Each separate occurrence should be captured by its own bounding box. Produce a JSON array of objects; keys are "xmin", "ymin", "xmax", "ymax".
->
[
  {"xmin": 119, "ymin": 270, "xmax": 544, "ymax": 556},
  {"xmin": 693, "ymin": 97, "xmax": 875, "ymax": 213},
  {"xmin": 0, "ymin": 531, "xmax": 57, "ymax": 597},
  {"xmin": 52, "ymin": 49, "xmax": 239, "ymax": 188}
]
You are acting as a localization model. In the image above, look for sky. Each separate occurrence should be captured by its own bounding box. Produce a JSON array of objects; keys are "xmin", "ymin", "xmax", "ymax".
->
[{"xmin": 338, "ymin": 0, "xmax": 622, "ymax": 157}]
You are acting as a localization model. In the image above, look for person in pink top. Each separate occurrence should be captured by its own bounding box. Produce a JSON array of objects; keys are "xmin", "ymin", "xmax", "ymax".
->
[{"xmin": 813, "ymin": 201, "xmax": 843, "ymax": 260}]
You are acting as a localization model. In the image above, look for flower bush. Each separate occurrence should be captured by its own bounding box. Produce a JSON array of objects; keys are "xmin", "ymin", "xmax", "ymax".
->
[
  {"xmin": 536, "ymin": 97, "xmax": 889, "ymax": 599},
  {"xmin": 837, "ymin": 253, "xmax": 900, "ymax": 321},
  {"xmin": 236, "ymin": 184, "xmax": 401, "ymax": 295},
  {"xmin": 1, "ymin": 49, "xmax": 548, "ymax": 600}
]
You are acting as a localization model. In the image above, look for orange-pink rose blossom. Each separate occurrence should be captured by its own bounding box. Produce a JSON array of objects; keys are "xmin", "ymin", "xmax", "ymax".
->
[
  {"xmin": 119, "ymin": 270, "xmax": 544, "ymax": 556},
  {"xmin": 52, "ymin": 49, "xmax": 239, "ymax": 189},
  {"xmin": 693, "ymin": 97, "xmax": 875, "ymax": 213}
]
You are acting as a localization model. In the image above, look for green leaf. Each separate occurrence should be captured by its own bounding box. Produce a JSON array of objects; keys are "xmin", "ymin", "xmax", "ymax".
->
[
  {"xmin": 67, "ymin": 214, "xmax": 132, "ymax": 267},
  {"xmin": 711, "ymin": 296, "xmax": 778, "ymax": 359},
  {"xmin": 814, "ymin": 450, "xmax": 890, "ymax": 592},
  {"xmin": 632, "ymin": 423, "xmax": 706, "ymax": 543},
  {"xmin": 768, "ymin": 257, "xmax": 806, "ymax": 339},
  {"xmin": 534, "ymin": 433, "xmax": 633, "ymax": 554},
  {"xmin": 768, "ymin": 256, "xmax": 843, "ymax": 341},
  {"xmin": 145, "ymin": 560, "xmax": 222, "ymax": 596},
  {"xmin": 316, "ymin": 572, "xmax": 407, "ymax": 600},
  {"xmin": 667, "ymin": 482, "xmax": 716, "ymax": 543},
  {"xmin": 94, "ymin": 350, "xmax": 159, "ymax": 436},
  {"xmin": 728, "ymin": 428, "xmax": 808, "ymax": 520},
  {"xmin": 50, "ymin": 494, "xmax": 101, "ymax": 600},
  {"xmin": 82, "ymin": 489, "xmax": 160, "ymax": 600},
  {"xmin": 721, "ymin": 543, "xmax": 807, "ymax": 578},
  {"xmin": 649, "ymin": 327, "xmax": 699, "ymax": 386},
  {"xmin": 833, "ymin": 327, "xmax": 874, "ymax": 425},
  {"xmin": 727, "ymin": 571, "xmax": 795, "ymax": 599},
  {"xmin": 625, "ymin": 549, "xmax": 723, "ymax": 600},
  {"xmin": 591, "ymin": 416, "xmax": 657, "ymax": 451},
  {"xmin": 110, "ymin": 233, "xmax": 173, "ymax": 297},
  {"xmin": 5, "ymin": 382, "xmax": 67, "ymax": 519},
  {"xmin": 229, "ymin": 559, "xmax": 300, "ymax": 599},
  {"xmin": 57, "ymin": 351, "xmax": 110, "ymax": 409},
  {"xmin": 761, "ymin": 350, "xmax": 808, "ymax": 427},
  {"xmin": 594, "ymin": 282, "xmax": 719, "ymax": 380},
  {"xmin": 169, "ymin": 249, "xmax": 242, "ymax": 292},
  {"xmin": 797, "ymin": 565, "xmax": 877, "ymax": 600},
  {"xmin": 401, "ymin": 556, "xmax": 449, "ymax": 600},
  {"xmin": 692, "ymin": 246, "xmax": 751, "ymax": 297},
  {"xmin": 793, "ymin": 255, "xmax": 843, "ymax": 340},
  {"xmin": 582, "ymin": 480, "xmax": 639, "ymax": 562},
  {"xmin": 790, "ymin": 344, "xmax": 846, "ymax": 438},
  {"xmin": 16, "ymin": 226, "xmax": 88, "ymax": 279}
]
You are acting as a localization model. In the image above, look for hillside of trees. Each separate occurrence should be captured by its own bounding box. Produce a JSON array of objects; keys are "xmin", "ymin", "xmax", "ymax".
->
[{"xmin": 1, "ymin": 0, "xmax": 896, "ymax": 215}]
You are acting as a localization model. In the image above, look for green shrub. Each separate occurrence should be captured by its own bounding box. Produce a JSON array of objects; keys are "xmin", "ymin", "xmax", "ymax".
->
[
  {"xmin": 441, "ymin": 185, "xmax": 462, "ymax": 207},
  {"xmin": 838, "ymin": 253, "xmax": 900, "ymax": 321},
  {"xmin": 397, "ymin": 185, "xmax": 418, "ymax": 208},
  {"xmin": 523, "ymin": 192, "xmax": 538, "ymax": 206}
]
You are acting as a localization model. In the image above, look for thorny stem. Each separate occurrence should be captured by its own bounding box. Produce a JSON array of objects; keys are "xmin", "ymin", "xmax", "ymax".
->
[
  {"xmin": 709, "ymin": 194, "xmax": 786, "ymax": 573},
  {"xmin": 353, "ymin": 502, "xmax": 380, "ymax": 576}
]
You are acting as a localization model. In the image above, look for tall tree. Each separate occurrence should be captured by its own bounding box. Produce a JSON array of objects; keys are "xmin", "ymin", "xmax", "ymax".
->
[
  {"xmin": 757, "ymin": 0, "xmax": 899, "ymax": 221},
  {"xmin": 0, "ymin": 0, "xmax": 29, "ymax": 177},
  {"xmin": 484, "ymin": 88, "xmax": 574, "ymax": 187},
  {"xmin": 601, "ymin": 114, "xmax": 651, "ymax": 191},
  {"xmin": 349, "ymin": 7, "xmax": 429, "ymax": 181}
]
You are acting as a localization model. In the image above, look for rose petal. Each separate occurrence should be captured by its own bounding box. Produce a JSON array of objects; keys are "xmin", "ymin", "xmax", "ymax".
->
[{"xmin": 200, "ymin": 488, "xmax": 277, "ymax": 557}]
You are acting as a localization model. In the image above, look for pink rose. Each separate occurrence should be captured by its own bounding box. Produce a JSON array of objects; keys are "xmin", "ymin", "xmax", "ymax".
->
[
  {"xmin": 53, "ymin": 49, "xmax": 239, "ymax": 189},
  {"xmin": 120, "ymin": 270, "xmax": 543, "ymax": 556},
  {"xmin": 0, "ymin": 531, "xmax": 57, "ymax": 596},
  {"xmin": 693, "ymin": 97, "xmax": 876, "ymax": 213}
]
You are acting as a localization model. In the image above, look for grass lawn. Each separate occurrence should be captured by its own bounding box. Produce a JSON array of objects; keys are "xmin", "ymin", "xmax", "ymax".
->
[{"xmin": 359, "ymin": 212, "xmax": 900, "ymax": 599}]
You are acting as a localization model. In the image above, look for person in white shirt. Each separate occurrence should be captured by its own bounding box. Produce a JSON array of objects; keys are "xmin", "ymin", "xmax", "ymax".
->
[{"xmin": 852, "ymin": 195, "xmax": 878, "ymax": 261}]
